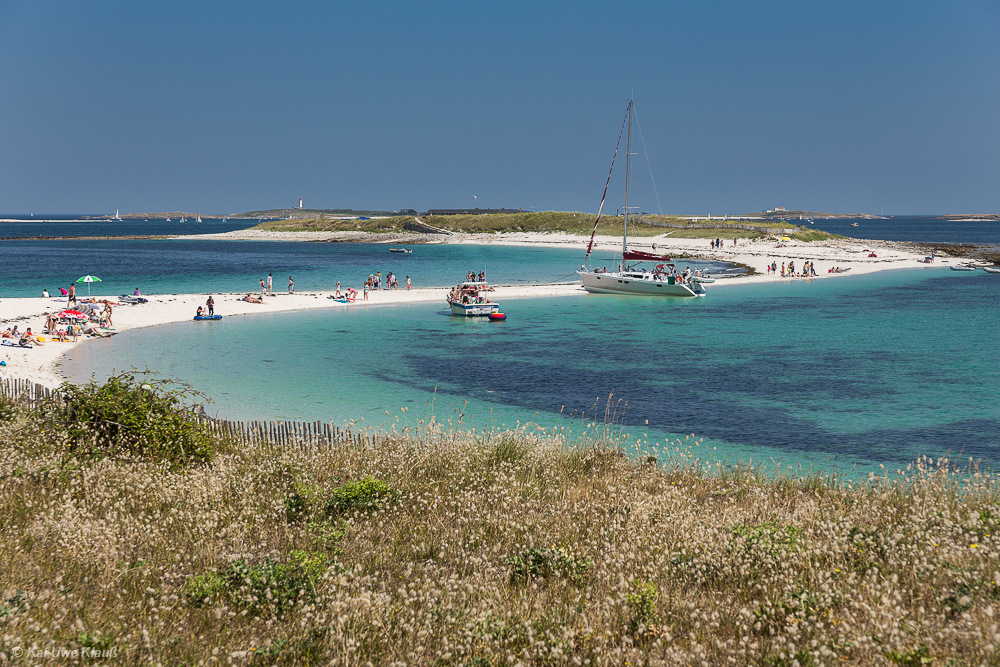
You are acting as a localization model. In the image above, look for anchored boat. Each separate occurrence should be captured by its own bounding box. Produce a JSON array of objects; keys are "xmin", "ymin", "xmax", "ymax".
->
[
  {"xmin": 447, "ymin": 281, "xmax": 501, "ymax": 316},
  {"xmin": 577, "ymin": 100, "xmax": 706, "ymax": 297}
]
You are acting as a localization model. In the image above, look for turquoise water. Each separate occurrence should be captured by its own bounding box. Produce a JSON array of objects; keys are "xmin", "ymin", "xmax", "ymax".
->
[
  {"xmin": 0, "ymin": 239, "xmax": 731, "ymax": 298},
  {"xmin": 64, "ymin": 267, "xmax": 1000, "ymax": 473}
]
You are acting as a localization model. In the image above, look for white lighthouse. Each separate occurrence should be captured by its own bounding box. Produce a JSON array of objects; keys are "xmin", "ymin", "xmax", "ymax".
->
[{"xmin": 298, "ymin": 197, "xmax": 303, "ymax": 209}]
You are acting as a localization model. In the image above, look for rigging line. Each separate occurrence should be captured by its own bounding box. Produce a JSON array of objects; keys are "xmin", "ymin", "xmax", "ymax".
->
[
  {"xmin": 585, "ymin": 103, "xmax": 629, "ymax": 260},
  {"xmin": 632, "ymin": 103, "xmax": 664, "ymax": 216}
]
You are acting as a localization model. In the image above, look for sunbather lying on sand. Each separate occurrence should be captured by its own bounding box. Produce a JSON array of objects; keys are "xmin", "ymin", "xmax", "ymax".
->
[{"xmin": 241, "ymin": 294, "xmax": 263, "ymax": 303}]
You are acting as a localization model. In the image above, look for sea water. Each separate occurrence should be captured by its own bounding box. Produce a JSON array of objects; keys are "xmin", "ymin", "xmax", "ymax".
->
[
  {"xmin": 63, "ymin": 267, "xmax": 1000, "ymax": 474},
  {"xmin": 802, "ymin": 216, "xmax": 1000, "ymax": 245},
  {"xmin": 0, "ymin": 239, "xmax": 729, "ymax": 298},
  {"xmin": 0, "ymin": 217, "xmax": 257, "ymax": 238}
]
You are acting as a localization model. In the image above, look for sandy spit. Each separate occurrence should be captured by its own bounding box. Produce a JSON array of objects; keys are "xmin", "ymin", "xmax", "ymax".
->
[{"xmin": 0, "ymin": 231, "xmax": 955, "ymax": 388}]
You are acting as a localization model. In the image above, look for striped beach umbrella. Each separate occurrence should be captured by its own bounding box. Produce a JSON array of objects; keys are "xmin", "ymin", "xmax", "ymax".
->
[{"xmin": 76, "ymin": 275, "xmax": 102, "ymax": 296}]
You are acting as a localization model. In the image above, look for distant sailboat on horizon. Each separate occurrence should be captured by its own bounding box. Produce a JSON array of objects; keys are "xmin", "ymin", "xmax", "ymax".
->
[{"xmin": 113, "ymin": 209, "xmax": 121, "ymax": 221}]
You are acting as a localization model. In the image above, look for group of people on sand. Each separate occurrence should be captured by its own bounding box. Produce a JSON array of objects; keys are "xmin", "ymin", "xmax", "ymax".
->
[
  {"xmin": 2, "ymin": 326, "xmax": 45, "ymax": 346},
  {"xmin": 365, "ymin": 271, "xmax": 410, "ymax": 291},
  {"xmin": 767, "ymin": 260, "xmax": 820, "ymax": 278},
  {"xmin": 196, "ymin": 295, "xmax": 216, "ymax": 317},
  {"xmin": 257, "ymin": 273, "xmax": 294, "ymax": 297},
  {"xmin": 2, "ymin": 313, "xmax": 110, "ymax": 348},
  {"xmin": 331, "ymin": 282, "xmax": 359, "ymax": 302},
  {"xmin": 711, "ymin": 238, "xmax": 739, "ymax": 249}
]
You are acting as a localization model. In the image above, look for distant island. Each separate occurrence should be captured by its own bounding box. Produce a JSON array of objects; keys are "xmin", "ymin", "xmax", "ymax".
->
[{"xmin": 81, "ymin": 207, "xmax": 1000, "ymax": 223}]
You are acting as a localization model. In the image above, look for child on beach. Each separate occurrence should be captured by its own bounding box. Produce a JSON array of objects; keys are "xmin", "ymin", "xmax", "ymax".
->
[
  {"xmin": 288, "ymin": 276, "xmax": 294, "ymax": 293},
  {"xmin": 335, "ymin": 282, "xmax": 341, "ymax": 298},
  {"xmin": 406, "ymin": 276, "xmax": 411, "ymax": 290}
]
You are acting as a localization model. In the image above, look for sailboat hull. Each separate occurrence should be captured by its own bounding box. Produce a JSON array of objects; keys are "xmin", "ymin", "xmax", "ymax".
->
[{"xmin": 579, "ymin": 270, "xmax": 704, "ymax": 296}]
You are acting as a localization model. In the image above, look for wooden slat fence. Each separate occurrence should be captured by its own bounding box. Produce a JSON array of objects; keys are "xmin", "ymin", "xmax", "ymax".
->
[
  {"xmin": 0, "ymin": 377, "xmax": 54, "ymax": 407},
  {"xmin": 0, "ymin": 377, "xmax": 383, "ymax": 451}
]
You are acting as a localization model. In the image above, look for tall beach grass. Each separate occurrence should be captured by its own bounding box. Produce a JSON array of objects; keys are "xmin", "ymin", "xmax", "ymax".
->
[{"xmin": 0, "ymin": 381, "xmax": 996, "ymax": 664}]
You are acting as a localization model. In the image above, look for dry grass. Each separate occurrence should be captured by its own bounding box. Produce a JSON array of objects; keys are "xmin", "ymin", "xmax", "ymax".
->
[
  {"xmin": 250, "ymin": 211, "xmax": 841, "ymax": 242},
  {"xmin": 0, "ymin": 402, "xmax": 997, "ymax": 665}
]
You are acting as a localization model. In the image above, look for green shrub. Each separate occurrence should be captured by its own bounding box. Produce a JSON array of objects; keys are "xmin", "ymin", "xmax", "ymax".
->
[
  {"xmin": 186, "ymin": 551, "xmax": 331, "ymax": 616},
  {"xmin": 324, "ymin": 476, "xmax": 400, "ymax": 517},
  {"xmin": 625, "ymin": 581, "xmax": 660, "ymax": 636},
  {"xmin": 730, "ymin": 521, "xmax": 802, "ymax": 555},
  {"xmin": 504, "ymin": 547, "xmax": 592, "ymax": 585},
  {"xmin": 485, "ymin": 435, "xmax": 531, "ymax": 467},
  {"xmin": 251, "ymin": 628, "xmax": 328, "ymax": 664},
  {"xmin": 46, "ymin": 373, "xmax": 217, "ymax": 465}
]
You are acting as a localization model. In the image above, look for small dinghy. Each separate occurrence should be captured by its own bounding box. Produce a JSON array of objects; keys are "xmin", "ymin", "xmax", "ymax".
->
[
  {"xmin": 194, "ymin": 315, "xmax": 223, "ymax": 321},
  {"xmin": 950, "ymin": 265, "xmax": 977, "ymax": 271},
  {"xmin": 983, "ymin": 267, "xmax": 1000, "ymax": 274},
  {"xmin": 389, "ymin": 248, "xmax": 412, "ymax": 253},
  {"xmin": 488, "ymin": 312, "xmax": 507, "ymax": 321}
]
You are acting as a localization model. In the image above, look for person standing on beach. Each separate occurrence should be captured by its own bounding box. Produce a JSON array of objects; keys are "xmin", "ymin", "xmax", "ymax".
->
[
  {"xmin": 406, "ymin": 275, "xmax": 411, "ymax": 290},
  {"xmin": 260, "ymin": 279, "xmax": 266, "ymax": 297},
  {"xmin": 68, "ymin": 283, "xmax": 76, "ymax": 305},
  {"xmin": 267, "ymin": 273, "xmax": 273, "ymax": 295},
  {"xmin": 363, "ymin": 283, "xmax": 368, "ymax": 300},
  {"xmin": 335, "ymin": 282, "xmax": 341, "ymax": 298},
  {"xmin": 206, "ymin": 295, "xmax": 214, "ymax": 316},
  {"xmin": 288, "ymin": 276, "xmax": 294, "ymax": 293}
]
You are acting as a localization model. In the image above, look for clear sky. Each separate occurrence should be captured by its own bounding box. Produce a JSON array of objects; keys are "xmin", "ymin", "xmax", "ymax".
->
[{"xmin": 2, "ymin": 0, "xmax": 999, "ymax": 215}]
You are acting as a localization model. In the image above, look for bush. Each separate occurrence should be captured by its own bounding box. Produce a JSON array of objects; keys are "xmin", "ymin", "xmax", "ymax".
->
[
  {"xmin": 324, "ymin": 476, "xmax": 400, "ymax": 517},
  {"xmin": 504, "ymin": 547, "xmax": 592, "ymax": 585},
  {"xmin": 46, "ymin": 373, "xmax": 218, "ymax": 465},
  {"xmin": 625, "ymin": 581, "xmax": 660, "ymax": 636},
  {"xmin": 186, "ymin": 551, "xmax": 331, "ymax": 616}
]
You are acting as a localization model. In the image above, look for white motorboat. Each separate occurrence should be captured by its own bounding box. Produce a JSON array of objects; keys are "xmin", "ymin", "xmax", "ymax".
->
[
  {"xmin": 578, "ymin": 100, "xmax": 705, "ymax": 297},
  {"xmin": 447, "ymin": 281, "xmax": 501, "ymax": 316},
  {"xmin": 983, "ymin": 267, "xmax": 1000, "ymax": 274}
]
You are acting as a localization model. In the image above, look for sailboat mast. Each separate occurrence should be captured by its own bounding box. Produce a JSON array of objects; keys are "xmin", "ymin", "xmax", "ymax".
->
[{"xmin": 623, "ymin": 100, "xmax": 632, "ymax": 255}]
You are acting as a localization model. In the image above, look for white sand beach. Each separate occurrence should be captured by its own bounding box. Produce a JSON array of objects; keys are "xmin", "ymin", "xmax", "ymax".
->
[{"xmin": 0, "ymin": 232, "xmax": 949, "ymax": 389}]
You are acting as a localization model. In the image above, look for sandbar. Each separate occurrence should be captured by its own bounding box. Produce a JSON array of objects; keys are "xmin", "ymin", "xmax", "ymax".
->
[{"xmin": 0, "ymin": 232, "xmax": 954, "ymax": 389}]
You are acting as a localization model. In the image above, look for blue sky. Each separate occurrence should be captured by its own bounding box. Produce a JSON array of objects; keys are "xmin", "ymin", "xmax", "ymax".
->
[{"xmin": 2, "ymin": 0, "xmax": 999, "ymax": 215}]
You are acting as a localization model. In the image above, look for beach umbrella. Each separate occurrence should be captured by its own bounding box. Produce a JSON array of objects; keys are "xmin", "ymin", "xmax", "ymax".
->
[
  {"xmin": 57, "ymin": 309, "xmax": 88, "ymax": 320},
  {"xmin": 76, "ymin": 274, "xmax": 101, "ymax": 296}
]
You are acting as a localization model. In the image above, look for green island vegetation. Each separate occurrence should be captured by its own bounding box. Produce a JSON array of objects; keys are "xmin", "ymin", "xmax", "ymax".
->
[
  {"xmin": 1, "ymin": 373, "xmax": 995, "ymax": 664},
  {"xmin": 252, "ymin": 211, "xmax": 840, "ymax": 242}
]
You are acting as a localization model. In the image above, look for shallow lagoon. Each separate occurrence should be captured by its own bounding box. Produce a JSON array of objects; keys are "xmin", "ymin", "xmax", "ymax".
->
[{"xmin": 64, "ymin": 267, "xmax": 1000, "ymax": 474}]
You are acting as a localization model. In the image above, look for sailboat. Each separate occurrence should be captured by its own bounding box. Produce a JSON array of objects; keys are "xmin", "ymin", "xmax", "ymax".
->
[
  {"xmin": 578, "ymin": 100, "xmax": 706, "ymax": 297},
  {"xmin": 113, "ymin": 209, "xmax": 122, "ymax": 221},
  {"xmin": 196, "ymin": 215, "xmax": 202, "ymax": 223}
]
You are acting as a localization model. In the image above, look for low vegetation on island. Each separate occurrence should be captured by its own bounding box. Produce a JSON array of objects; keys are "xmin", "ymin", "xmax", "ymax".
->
[
  {"xmin": 252, "ymin": 211, "xmax": 840, "ymax": 242},
  {"xmin": 1, "ymin": 374, "xmax": 993, "ymax": 664}
]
